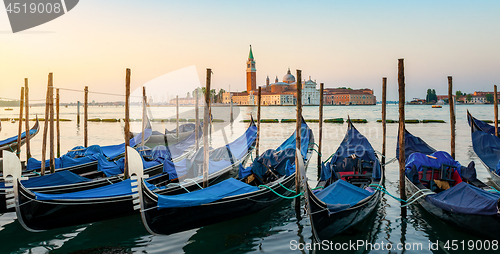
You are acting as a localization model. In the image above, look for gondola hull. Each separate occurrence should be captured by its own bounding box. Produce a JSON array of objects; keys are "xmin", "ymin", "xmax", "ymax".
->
[
  {"xmin": 16, "ymin": 182, "xmax": 136, "ymax": 231},
  {"xmin": 405, "ymin": 177, "xmax": 500, "ymax": 240},
  {"xmin": 13, "ymin": 153, "xmax": 251, "ymax": 231},
  {"xmin": 141, "ymin": 173, "xmax": 297, "ymax": 235},
  {"xmin": 0, "ymin": 162, "xmax": 163, "ymax": 213},
  {"xmin": 306, "ymin": 179, "xmax": 382, "ymax": 241}
]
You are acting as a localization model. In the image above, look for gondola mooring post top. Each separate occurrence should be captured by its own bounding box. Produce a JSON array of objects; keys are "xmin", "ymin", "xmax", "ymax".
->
[{"xmin": 127, "ymin": 146, "xmax": 145, "ymax": 179}]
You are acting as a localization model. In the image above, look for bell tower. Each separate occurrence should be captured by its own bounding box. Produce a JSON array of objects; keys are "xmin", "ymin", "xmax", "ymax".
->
[{"xmin": 246, "ymin": 45, "xmax": 256, "ymax": 92}]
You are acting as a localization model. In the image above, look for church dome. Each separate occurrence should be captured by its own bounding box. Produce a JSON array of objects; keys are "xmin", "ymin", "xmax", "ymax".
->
[{"xmin": 283, "ymin": 68, "xmax": 295, "ymax": 83}]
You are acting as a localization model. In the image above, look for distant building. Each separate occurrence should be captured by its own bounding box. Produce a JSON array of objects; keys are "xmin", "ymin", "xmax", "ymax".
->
[
  {"xmin": 323, "ymin": 88, "xmax": 376, "ymax": 105},
  {"xmin": 222, "ymin": 46, "xmax": 375, "ymax": 106}
]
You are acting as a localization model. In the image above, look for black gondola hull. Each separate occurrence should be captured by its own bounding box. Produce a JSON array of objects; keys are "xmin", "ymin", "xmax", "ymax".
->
[
  {"xmin": 141, "ymin": 173, "xmax": 297, "ymax": 235},
  {"xmin": 405, "ymin": 177, "xmax": 500, "ymax": 240},
  {"xmin": 16, "ymin": 181, "xmax": 136, "ymax": 231},
  {"xmin": 307, "ymin": 179, "xmax": 382, "ymax": 241}
]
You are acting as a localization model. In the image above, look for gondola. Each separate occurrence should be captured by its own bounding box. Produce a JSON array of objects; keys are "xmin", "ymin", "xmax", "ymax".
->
[
  {"xmin": 399, "ymin": 126, "xmax": 500, "ymax": 240},
  {"xmin": 0, "ymin": 118, "xmax": 39, "ymax": 158},
  {"xmin": 0, "ymin": 142, "xmax": 172, "ymax": 213},
  {"xmin": 134, "ymin": 118, "xmax": 314, "ymax": 235},
  {"xmin": 4, "ymin": 120, "xmax": 256, "ymax": 231},
  {"xmin": 300, "ymin": 119, "xmax": 383, "ymax": 241},
  {"xmin": 467, "ymin": 111, "xmax": 500, "ymax": 189}
]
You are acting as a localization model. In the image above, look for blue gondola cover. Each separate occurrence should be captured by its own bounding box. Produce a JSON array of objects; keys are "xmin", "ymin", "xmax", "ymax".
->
[
  {"xmin": 157, "ymin": 178, "xmax": 258, "ymax": 209},
  {"xmin": 396, "ymin": 129, "xmax": 436, "ymax": 160},
  {"xmin": 427, "ymin": 182, "xmax": 500, "ymax": 215},
  {"xmin": 315, "ymin": 180, "xmax": 372, "ymax": 214},
  {"xmin": 405, "ymin": 151, "xmax": 461, "ymax": 175}
]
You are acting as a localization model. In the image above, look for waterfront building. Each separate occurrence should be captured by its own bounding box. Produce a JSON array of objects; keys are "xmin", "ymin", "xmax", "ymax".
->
[{"xmin": 323, "ymin": 88, "xmax": 376, "ymax": 105}]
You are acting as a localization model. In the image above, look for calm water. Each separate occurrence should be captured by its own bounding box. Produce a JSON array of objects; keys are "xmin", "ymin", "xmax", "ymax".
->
[{"xmin": 0, "ymin": 104, "xmax": 496, "ymax": 253}]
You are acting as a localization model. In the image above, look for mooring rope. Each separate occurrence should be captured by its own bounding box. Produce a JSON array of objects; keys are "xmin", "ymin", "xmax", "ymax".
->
[{"xmin": 368, "ymin": 183, "xmax": 435, "ymax": 207}]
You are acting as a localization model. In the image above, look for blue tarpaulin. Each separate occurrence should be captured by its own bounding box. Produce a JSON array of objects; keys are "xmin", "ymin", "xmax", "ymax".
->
[
  {"xmin": 322, "ymin": 122, "xmax": 381, "ymax": 181},
  {"xmin": 427, "ymin": 182, "xmax": 500, "ymax": 215},
  {"xmin": 471, "ymin": 126, "xmax": 500, "ymax": 175},
  {"xmin": 34, "ymin": 179, "xmax": 134, "ymax": 200},
  {"xmin": 405, "ymin": 151, "xmax": 461, "ymax": 176},
  {"xmin": 163, "ymin": 124, "xmax": 257, "ymax": 180},
  {"xmin": 396, "ymin": 129, "xmax": 436, "ymax": 161},
  {"xmin": 239, "ymin": 122, "xmax": 312, "ymax": 180},
  {"xmin": 21, "ymin": 171, "xmax": 91, "ymax": 188},
  {"xmin": 157, "ymin": 178, "xmax": 258, "ymax": 209},
  {"xmin": 315, "ymin": 180, "xmax": 372, "ymax": 213},
  {"xmin": 468, "ymin": 114, "xmax": 497, "ymax": 136},
  {"xmin": 26, "ymin": 128, "xmax": 153, "ymax": 171}
]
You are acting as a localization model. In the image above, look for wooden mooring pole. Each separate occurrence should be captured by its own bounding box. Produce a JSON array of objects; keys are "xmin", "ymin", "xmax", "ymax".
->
[
  {"xmin": 176, "ymin": 95, "xmax": 179, "ymax": 138},
  {"xmin": 317, "ymin": 83, "xmax": 323, "ymax": 179},
  {"xmin": 295, "ymin": 69, "xmax": 302, "ymax": 216},
  {"xmin": 123, "ymin": 68, "xmax": 131, "ymax": 179},
  {"xmin": 142, "ymin": 86, "xmax": 146, "ymax": 147},
  {"xmin": 256, "ymin": 86, "xmax": 262, "ymax": 158},
  {"xmin": 49, "ymin": 74, "xmax": 55, "ymax": 173},
  {"xmin": 398, "ymin": 59, "xmax": 407, "ymax": 216},
  {"xmin": 56, "ymin": 88, "xmax": 60, "ymax": 158},
  {"xmin": 195, "ymin": 88, "xmax": 199, "ymax": 150},
  {"xmin": 84, "ymin": 86, "xmax": 88, "ymax": 147},
  {"xmin": 203, "ymin": 69, "xmax": 212, "ymax": 188},
  {"xmin": 16, "ymin": 87, "xmax": 24, "ymax": 158},
  {"xmin": 495, "ymin": 85, "xmax": 498, "ymax": 137},
  {"xmin": 230, "ymin": 91, "xmax": 234, "ymax": 123},
  {"xmin": 382, "ymin": 77, "xmax": 387, "ymax": 175},
  {"xmin": 41, "ymin": 75, "xmax": 51, "ymax": 176},
  {"xmin": 448, "ymin": 76, "xmax": 455, "ymax": 159},
  {"xmin": 24, "ymin": 78, "xmax": 31, "ymax": 159},
  {"xmin": 77, "ymin": 101, "xmax": 80, "ymax": 124}
]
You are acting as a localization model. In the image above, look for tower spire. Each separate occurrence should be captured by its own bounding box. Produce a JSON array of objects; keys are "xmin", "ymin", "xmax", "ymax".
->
[{"xmin": 248, "ymin": 45, "xmax": 254, "ymax": 60}]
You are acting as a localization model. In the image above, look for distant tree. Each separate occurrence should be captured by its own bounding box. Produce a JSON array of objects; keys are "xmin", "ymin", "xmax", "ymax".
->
[
  {"xmin": 186, "ymin": 92, "xmax": 190, "ymax": 98},
  {"xmin": 426, "ymin": 89, "xmax": 438, "ymax": 103},
  {"xmin": 466, "ymin": 94, "xmax": 472, "ymax": 102},
  {"xmin": 486, "ymin": 94, "xmax": 494, "ymax": 103},
  {"xmin": 455, "ymin": 90, "xmax": 465, "ymax": 100},
  {"xmin": 443, "ymin": 99, "xmax": 449, "ymax": 104}
]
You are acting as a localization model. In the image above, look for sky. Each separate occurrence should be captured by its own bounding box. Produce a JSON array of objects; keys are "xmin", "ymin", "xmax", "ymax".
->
[{"xmin": 1, "ymin": 0, "xmax": 499, "ymax": 103}]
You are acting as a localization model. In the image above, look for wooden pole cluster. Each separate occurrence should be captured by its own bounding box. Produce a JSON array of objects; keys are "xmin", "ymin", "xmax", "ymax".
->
[
  {"xmin": 203, "ymin": 69, "xmax": 212, "ymax": 188},
  {"xmin": 398, "ymin": 59, "xmax": 407, "ymax": 215},
  {"xmin": 16, "ymin": 87, "xmax": 24, "ymax": 158},
  {"xmin": 56, "ymin": 89, "xmax": 60, "ymax": 158},
  {"xmin": 317, "ymin": 83, "xmax": 324, "ymax": 179},
  {"xmin": 495, "ymin": 85, "xmax": 498, "ymax": 137},
  {"xmin": 382, "ymin": 77, "xmax": 387, "ymax": 174},
  {"xmin": 195, "ymin": 88, "xmax": 199, "ymax": 150},
  {"xmin": 176, "ymin": 95, "xmax": 179, "ymax": 138},
  {"xmin": 24, "ymin": 78, "xmax": 31, "ymax": 159},
  {"xmin": 448, "ymin": 76, "xmax": 455, "ymax": 159},
  {"xmin": 49, "ymin": 74, "xmax": 55, "ymax": 173},
  {"xmin": 41, "ymin": 74, "xmax": 51, "ymax": 176},
  {"xmin": 84, "ymin": 86, "xmax": 88, "ymax": 147},
  {"xmin": 295, "ymin": 69, "xmax": 302, "ymax": 215},
  {"xmin": 256, "ymin": 86, "xmax": 262, "ymax": 157},
  {"xmin": 123, "ymin": 69, "xmax": 131, "ymax": 179}
]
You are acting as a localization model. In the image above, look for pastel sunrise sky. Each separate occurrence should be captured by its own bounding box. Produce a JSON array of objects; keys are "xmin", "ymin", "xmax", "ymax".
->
[{"xmin": 1, "ymin": 0, "xmax": 499, "ymax": 102}]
